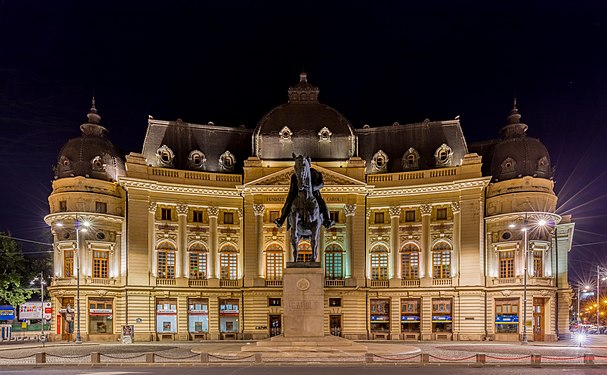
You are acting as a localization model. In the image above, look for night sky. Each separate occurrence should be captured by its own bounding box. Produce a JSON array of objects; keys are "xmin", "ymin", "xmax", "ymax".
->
[{"xmin": 1, "ymin": 1, "xmax": 606, "ymax": 283}]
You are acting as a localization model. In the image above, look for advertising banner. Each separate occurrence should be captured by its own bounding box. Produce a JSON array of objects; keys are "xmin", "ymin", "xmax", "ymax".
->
[
  {"xmin": 19, "ymin": 302, "xmax": 52, "ymax": 320},
  {"xmin": 0, "ymin": 306, "xmax": 15, "ymax": 321}
]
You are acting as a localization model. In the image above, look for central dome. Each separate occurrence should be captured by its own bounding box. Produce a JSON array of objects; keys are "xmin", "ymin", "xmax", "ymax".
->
[{"xmin": 253, "ymin": 73, "xmax": 355, "ymax": 160}]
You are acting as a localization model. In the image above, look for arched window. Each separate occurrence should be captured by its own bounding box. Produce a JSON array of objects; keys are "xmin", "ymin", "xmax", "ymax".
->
[
  {"xmin": 266, "ymin": 244, "xmax": 284, "ymax": 280},
  {"xmin": 189, "ymin": 242, "xmax": 208, "ymax": 279},
  {"xmin": 188, "ymin": 150, "xmax": 207, "ymax": 170},
  {"xmin": 325, "ymin": 244, "xmax": 343, "ymax": 280},
  {"xmin": 371, "ymin": 150, "xmax": 389, "ymax": 173},
  {"xmin": 370, "ymin": 244, "xmax": 389, "ymax": 280},
  {"xmin": 219, "ymin": 151, "xmax": 236, "ymax": 172},
  {"xmin": 297, "ymin": 241, "xmax": 312, "ymax": 263},
  {"xmin": 156, "ymin": 145, "xmax": 174, "ymax": 167},
  {"xmin": 434, "ymin": 144, "xmax": 453, "ymax": 167},
  {"xmin": 402, "ymin": 147, "xmax": 420, "ymax": 170},
  {"xmin": 220, "ymin": 244, "xmax": 238, "ymax": 280},
  {"xmin": 432, "ymin": 241, "xmax": 452, "ymax": 279},
  {"xmin": 157, "ymin": 241, "xmax": 176, "ymax": 279},
  {"xmin": 400, "ymin": 243, "xmax": 420, "ymax": 280}
]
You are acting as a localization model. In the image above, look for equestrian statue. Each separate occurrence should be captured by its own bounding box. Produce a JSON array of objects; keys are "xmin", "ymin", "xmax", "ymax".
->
[{"xmin": 274, "ymin": 154, "xmax": 334, "ymax": 263}]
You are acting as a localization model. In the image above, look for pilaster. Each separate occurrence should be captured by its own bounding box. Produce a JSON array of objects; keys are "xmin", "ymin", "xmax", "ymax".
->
[{"xmin": 420, "ymin": 204, "xmax": 432, "ymax": 287}]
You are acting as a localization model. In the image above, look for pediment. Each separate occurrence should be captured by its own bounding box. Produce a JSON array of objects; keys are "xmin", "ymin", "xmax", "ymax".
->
[{"xmin": 245, "ymin": 165, "xmax": 366, "ymax": 187}]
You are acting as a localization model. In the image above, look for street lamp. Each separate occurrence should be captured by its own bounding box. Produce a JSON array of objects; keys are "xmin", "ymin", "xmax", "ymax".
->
[
  {"xmin": 29, "ymin": 272, "xmax": 47, "ymax": 346},
  {"xmin": 74, "ymin": 217, "xmax": 89, "ymax": 344}
]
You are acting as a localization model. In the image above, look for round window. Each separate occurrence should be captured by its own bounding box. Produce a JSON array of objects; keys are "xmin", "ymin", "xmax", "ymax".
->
[
  {"xmin": 96, "ymin": 232, "xmax": 106, "ymax": 240},
  {"xmin": 501, "ymin": 231, "xmax": 512, "ymax": 240},
  {"xmin": 63, "ymin": 232, "xmax": 71, "ymax": 240}
]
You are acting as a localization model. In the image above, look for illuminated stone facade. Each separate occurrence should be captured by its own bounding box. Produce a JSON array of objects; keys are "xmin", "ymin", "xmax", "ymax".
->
[{"xmin": 45, "ymin": 75, "xmax": 574, "ymax": 342}]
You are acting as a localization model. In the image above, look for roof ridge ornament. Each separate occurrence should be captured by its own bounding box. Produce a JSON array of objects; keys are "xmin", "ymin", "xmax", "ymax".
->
[
  {"xmin": 500, "ymin": 98, "xmax": 528, "ymax": 138},
  {"xmin": 87, "ymin": 96, "xmax": 101, "ymax": 124}
]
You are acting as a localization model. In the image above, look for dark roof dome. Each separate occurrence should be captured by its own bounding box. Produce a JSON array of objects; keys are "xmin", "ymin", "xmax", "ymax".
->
[
  {"xmin": 54, "ymin": 98, "xmax": 126, "ymax": 182},
  {"xmin": 253, "ymin": 73, "xmax": 355, "ymax": 160},
  {"xmin": 485, "ymin": 100, "xmax": 553, "ymax": 182}
]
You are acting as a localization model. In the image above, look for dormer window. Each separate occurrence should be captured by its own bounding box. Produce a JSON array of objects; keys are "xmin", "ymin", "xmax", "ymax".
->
[
  {"xmin": 60, "ymin": 156, "xmax": 71, "ymax": 168},
  {"xmin": 318, "ymin": 126, "xmax": 332, "ymax": 142},
  {"xmin": 156, "ymin": 145, "xmax": 174, "ymax": 167},
  {"xmin": 219, "ymin": 151, "xmax": 236, "ymax": 172},
  {"xmin": 536, "ymin": 156, "xmax": 550, "ymax": 176},
  {"xmin": 434, "ymin": 144, "xmax": 453, "ymax": 167},
  {"xmin": 402, "ymin": 147, "xmax": 420, "ymax": 170},
  {"xmin": 279, "ymin": 126, "xmax": 292, "ymax": 142},
  {"xmin": 371, "ymin": 150, "xmax": 389, "ymax": 173},
  {"xmin": 188, "ymin": 150, "xmax": 207, "ymax": 170},
  {"xmin": 500, "ymin": 157, "xmax": 516, "ymax": 175},
  {"xmin": 91, "ymin": 156, "xmax": 104, "ymax": 171}
]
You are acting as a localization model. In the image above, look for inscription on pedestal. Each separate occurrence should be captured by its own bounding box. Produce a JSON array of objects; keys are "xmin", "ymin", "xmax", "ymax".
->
[{"xmin": 283, "ymin": 267, "xmax": 324, "ymax": 338}]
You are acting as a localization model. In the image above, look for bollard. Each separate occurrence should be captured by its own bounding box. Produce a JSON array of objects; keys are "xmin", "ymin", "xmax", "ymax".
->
[
  {"xmin": 421, "ymin": 353, "xmax": 430, "ymax": 363},
  {"xmin": 200, "ymin": 352, "xmax": 209, "ymax": 363},
  {"xmin": 145, "ymin": 353, "xmax": 155, "ymax": 363},
  {"xmin": 91, "ymin": 352, "xmax": 101, "ymax": 364},
  {"xmin": 35, "ymin": 352, "xmax": 46, "ymax": 364},
  {"xmin": 584, "ymin": 354, "xmax": 595, "ymax": 365},
  {"xmin": 254, "ymin": 353, "xmax": 262, "ymax": 363},
  {"xmin": 365, "ymin": 353, "xmax": 374, "ymax": 363},
  {"xmin": 531, "ymin": 354, "xmax": 542, "ymax": 364},
  {"xmin": 475, "ymin": 354, "xmax": 486, "ymax": 364}
]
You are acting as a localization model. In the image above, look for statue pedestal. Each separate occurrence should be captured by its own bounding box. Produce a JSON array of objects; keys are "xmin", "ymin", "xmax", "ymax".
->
[{"xmin": 283, "ymin": 267, "xmax": 324, "ymax": 338}]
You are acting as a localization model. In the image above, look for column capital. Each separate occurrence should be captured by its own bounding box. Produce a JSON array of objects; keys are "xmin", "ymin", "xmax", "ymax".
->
[
  {"xmin": 253, "ymin": 204, "xmax": 266, "ymax": 216},
  {"xmin": 343, "ymin": 204, "xmax": 357, "ymax": 217},
  {"xmin": 176, "ymin": 204, "xmax": 189, "ymax": 216},
  {"xmin": 148, "ymin": 202, "xmax": 157, "ymax": 213},
  {"xmin": 389, "ymin": 206, "xmax": 401, "ymax": 218},
  {"xmin": 207, "ymin": 206, "xmax": 220, "ymax": 218},
  {"xmin": 420, "ymin": 204, "xmax": 432, "ymax": 216},
  {"xmin": 237, "ymin": 208, "xmax": 244, "ymax": 219},
  {"xmin": 451, "ymin": 202, "xmax": 460, "ymax": 213}
]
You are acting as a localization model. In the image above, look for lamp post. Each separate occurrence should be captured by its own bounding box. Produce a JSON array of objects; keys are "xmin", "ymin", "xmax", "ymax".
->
[
  {"xmin": 30, "ymin": 272, "xmax": 46, "ymax": 346},
  {"xmin": 74, "ymin": 216, "xmax": 89, "ymax": 344}
]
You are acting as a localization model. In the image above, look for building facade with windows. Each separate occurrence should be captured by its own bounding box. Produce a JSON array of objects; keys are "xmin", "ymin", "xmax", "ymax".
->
[{"xmin": 45, "ymin": 74, "xmax": 574, "ymax": 342}]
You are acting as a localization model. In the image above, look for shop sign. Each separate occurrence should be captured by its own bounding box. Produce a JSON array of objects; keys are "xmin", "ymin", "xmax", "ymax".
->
[
  {"xmin": 89, "ymin": 308, "xmax": 113, "ymax": 316},
  {"xmin": 431, "ymin": 315, "xmax": 452, "ymax": 322},
  {"xmin": 495, "ymin": 315, "xmax": 519, "ymax": 324},
  {"xmin": 370, "ymin": 315, "xmax": 389, "ymax": 321},
  {"xmin": 0, "ymin": 306, "xmax": 15, "ymax": 320},
  {"xmin": 401, "ymin": 315, "xmax": 420, "ymax": 322}
]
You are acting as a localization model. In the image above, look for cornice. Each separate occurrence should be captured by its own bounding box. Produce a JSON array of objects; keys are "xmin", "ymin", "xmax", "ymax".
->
[
  {"xmin": 367, "ymin": 177, "xmax": 491, "ymax": 197},
  {"xmin": 44, "ymin": 212, "xmax": 124, "ymax": 225},
  {"xmin": 119, "ymin": 177, "xmax": 242, "ymax": 198}
]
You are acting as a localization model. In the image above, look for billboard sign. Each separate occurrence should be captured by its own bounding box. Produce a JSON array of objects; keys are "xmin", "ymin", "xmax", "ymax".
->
[
  {"xmin": 0, "ymin": 306, "xmax": 15, "ymax": 321},
  {"xmin": 19, "ymin": 302, "xmax": 52, "ymax": 320}
]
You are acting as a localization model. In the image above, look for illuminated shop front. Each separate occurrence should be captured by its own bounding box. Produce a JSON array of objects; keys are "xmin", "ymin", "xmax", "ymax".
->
[
  {"xmin": 432, "ymin": 298, "xmax": 452, "ymax": 336},
  {"xmin": 88, "ymin": 298, "xmax": 113, "ymax": 335},
  {"xmin": 219, "ymin": 298, "xmax": 239, "ymax": 338},
  {"xmin": 156, "ymin": 298, "xmax": 177, "ymax": 334},
  {"xmin": 188, "ymin": 298, "xmax": 208, "ymax": 338},
  {"xmin": 370, "ymin": 299, "xmax": 390, "ymax": 337},
  {"xmin": 495, "ymin": 298, "xmax": 519, "ymax": 338},
  {"xmin": 400, "ymin": 298, "xmax": 420, "ymax": 339}
]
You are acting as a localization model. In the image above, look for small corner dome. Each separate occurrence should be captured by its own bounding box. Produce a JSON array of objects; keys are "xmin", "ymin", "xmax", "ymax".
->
[
  {"xmin": 54, "ymin": 98, "xmax": 126, "ymax": 182},
  {"xmin": 253, "ymin": 72, "xmax": 355, "ymax": 160},
  {"xmin": 488, "ymin": 100, "xmax": 553, "ymax": 182}
]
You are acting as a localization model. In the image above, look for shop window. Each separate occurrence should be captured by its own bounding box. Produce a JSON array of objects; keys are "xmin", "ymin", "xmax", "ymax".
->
[
  {"xmin": 266, "ymin": 244, "xmax": 284, "ymax": 280},
  {"xmin": 188, "ymin": 298, "xmax": 209, "ymax": 333},
  {"xmin": 400, "ymin": 243, "xmax": 420, "ymax": 280},
  {"xmin": 325, "ymin": 244, "xmax": 344, "ymax": 280},
  {"xmin": 401, "ymin": 299, "xmax": 421, "ymax": 333},
  {"xmin": 88, "ymin": 298, "xmax": 113, "ymax": 334},
  {"xmin": 432, "ymin": 241, "xmax": 451, "ymax": 279},
  {"xmin": 268, "ymin": 298, "xmax": 282, "ymax": 307},
  {"xmin": 223, "ymin": 212, "xmax": 234, "ymax": 224},
  {"xmin": 92, "ymin": 250, "xmax": 109, "ymax": 278},
  {"xmin": 192, "ymin": 210, "xmax": 203, "ymax": 223},
  {"xmin": 161, "ymin": 208, "xmax": 172, "ymax": 221},
  {"xmin": 533, "ymin": 250, "xmax": 543, "ymax": 277},
  {"xmin": 370, "ymin": 299, "xmax": 390, "ymax": 333},
  {"xmin": 499, "ymin": 250, "xmax": 515, "ymax": 278},
  {"xmin": 219, "ymin": 299, "xmax": 239, "ymax": 333},
  {"xmin": 432, "ymin": 298, "xmax": 452, "ymax": 332},
  {"xmin": 405, "ymin": 210, "xmax": 415, "ymax": 222},
  {"xmin": 156, "ymin": 298, "xmax": 177, "ymax": 333},
  {"xmin": 329, "ymin": 298, "xmax": 342, "ymax": 307},
  {"xmin": 95, "ymin": 202, "xmax": 107, "ymax": 213},
  {"xmin": 63, "ymin": 250, "xmax": 74, "ymax": 277},
  {"xmin": 495, "ymin": 298, "xmax": 519, "ymax": 334},
  {"xmin": 436, "ymin": 208, "xmax": 447, "ymax": 220}
]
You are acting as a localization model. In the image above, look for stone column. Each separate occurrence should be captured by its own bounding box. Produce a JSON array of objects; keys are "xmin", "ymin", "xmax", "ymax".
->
[
  {"xmin": 208, "ymin": 206, "xmax": 219, "ymax": 280},
  {"xmin": 253, "ymin": 204, "xmax": 266, "ymax": 277},
  {"xmin": 176, "ymin": 204, "xmax": 188, "ymax": 278},
  {"xmin": 389, "ymin": 206, "xmax": 401, "ymax": 280},
  {"xmin": 343, "ymin": 204, "xmax": 356, "ymax": 279},
  {"xmin": 451, "ymin": 202, "xmax": 460, "ymax": 280},
  {"xmin": 148, "ymin": 202, "xmax": 157, "ymax": 277},
  {"xmin": 420, "ymin": 204, "xmax": 432, "ymax": 284}
]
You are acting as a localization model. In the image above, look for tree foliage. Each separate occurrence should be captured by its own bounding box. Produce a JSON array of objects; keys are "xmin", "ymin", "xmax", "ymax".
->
[{"xmin": 0, "ymin": 233, "xmax": 33, "ymax": 306}]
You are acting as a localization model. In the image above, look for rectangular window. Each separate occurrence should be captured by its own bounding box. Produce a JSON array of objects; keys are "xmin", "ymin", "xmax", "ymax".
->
[
  {"xmin": 192, "ymin": 210, "xmax": 203, "ymax": 223},
  {"xmin": 499, "ymin": 250, "xmax": 515, "ymax": 278},
  {"xmin": 370, "ymin": 299, "xmax": 390, "ymax": 333},
  {"xmin": 157, "ymin": 251, "xmax": 176, "ymax": 279},
  {"xmin": 92, "ymin": 250, "xmax": 109, "ymax": 278},
  {"xmin": 401, "ymin": 251, "xmax": 419, "ymax": 280},
  {"xmin": 325, "ymin": 251, "xmax": 343, "ymax": 279},
  {"xmin": 89, "ymin": 298, "xmax": 113, "ymax": 334},
  {"xmin": 374, "ymin": 212, "xmax": 385, "ymax": 224},
  {"xmin": 533, "ymin": 250, "xmax": 543, "ymax": 277},
  {"xmin": 432, "ymin": 298, "xmax": 452, "ymax": 332},
  {"xmin": 405, "ymin": 210, "xmax": 416, "ymax": 222},
  {"xmin": 59, "ymin": 201, "xmax": 67, "ymax": 212},
  {"xmin": 329, "ymin": 298, "xmax": 342, "ymax": 307},
  {"xmin": 64, "ymin": 250, "xmax": 74, "ymax": 277},
  {"xmin": 266, "ymin": 250, "xmax": 284, "ymax": 280},
  {"xmin": 189, "ymin": 252, "xmax": 207, "ymax": 279},
  {"xmin": 436, "ymin": 208, "xmax": 447, "ymax": 220},
  {"xmin": 95, "ymin": 202, "xmax": 107, "ymax": 213},
  {"xmin": 401, "ymin": 298, "xmax": 421, "ymax": 333},
  {"xmin": 495, "ymin": 298, "xmax": 519, "ymax": 333},
  {"xmin": 371, "ymin": 253, "xmax": 389, "ymax": 280},
  {"xmin": 156, "ymin": 298, "xmax": 177, "ymax": 333},
  {"xmin": 161, "ymin": 208, "xmax": 172, "ymax": 221},
  {"xmin": 219, "ymin": 298, "xmax": 239, "ymax": 333},
  {"xmin": 220, "ymin": 252, "xmax": 238, "ymax": 280},
  {"xmin": 330, "ymin": 210, "xmax": 339, "ymax": 223},
  {"xmin": 269, "ymin": 211, "xmax": 280, "ymax": 223},
  {"xmin": 188, "ymin": 298, "xmax": 209, "ymax": 333},
  {"xmin": 268, "ymin": 298, "xmax": 282, "ymax": 307},
  {"xmin": 223, "ymin": 212, "xmax": 234, "ymax": 224}
]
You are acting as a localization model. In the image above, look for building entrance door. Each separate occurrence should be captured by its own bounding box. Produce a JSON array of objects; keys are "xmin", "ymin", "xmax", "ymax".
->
[
  {"xmin": 330, "ymin": 315, "xmax": 342, "ymax": 337},
  {"xmin": 533, "ymin": 298, "xmax": 545, "ymax": 341},
  {"xmin": 269, "ymin": 315, "xmax": 281, "ymax": 337},
  {"xmin": 60, "ymin": 297, "xmax": 74, "ymax": 341}
]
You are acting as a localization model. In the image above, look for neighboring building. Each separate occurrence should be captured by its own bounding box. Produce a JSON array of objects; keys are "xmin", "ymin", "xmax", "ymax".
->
[{"xmin": 45, "ymin": 73, "xmax": 574, "ymax": 342}]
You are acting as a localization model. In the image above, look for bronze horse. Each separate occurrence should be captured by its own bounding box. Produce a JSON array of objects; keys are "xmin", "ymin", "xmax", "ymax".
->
[{"xmin": 288, "ymin": 155, "xmax": 322, "ymax": 262}]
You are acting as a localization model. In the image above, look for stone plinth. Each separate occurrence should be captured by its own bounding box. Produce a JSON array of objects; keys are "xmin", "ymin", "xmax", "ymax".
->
[{"xmin": 283, "ymin": 267, "xmax": 324, "ymax": 338}]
